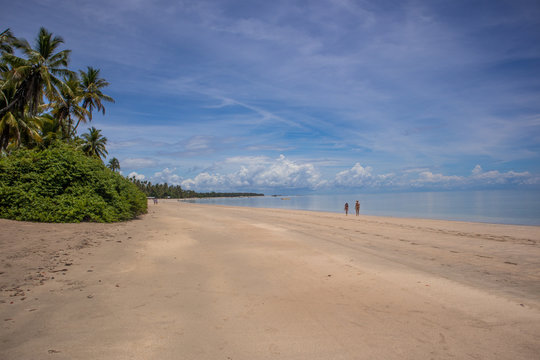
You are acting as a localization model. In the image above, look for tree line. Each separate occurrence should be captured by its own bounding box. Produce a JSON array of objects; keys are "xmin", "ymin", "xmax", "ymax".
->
[{"xmin": 129, "ymin": 178, "xmax": 263, "ymax": 199}]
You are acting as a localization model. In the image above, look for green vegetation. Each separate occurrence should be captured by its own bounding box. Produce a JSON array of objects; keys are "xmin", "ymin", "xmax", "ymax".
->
[
  {"xmin": 1, "ymin": 27, "xmax": 114, "ymax": 152},
  {"xmin": 0, "ymin": 27, "xmax": 146, "ymax": 222},
  {"xmin": 107, "ymin": 157, "xmax": 120, "ymax": 172},
  {"xmin": 129, "ymin": 178, "xmax": 263, "ymax": 199},
  {"xmin": 0, "ymin": 27, "xmax": 260, "ymax": 222},
  {"xmin": 0, "ymin": 142, "xmax": 147, "ymax": 222},
  {"xmin": 80, "ymin": 126, "xmax": 108, "ymax": 159}
]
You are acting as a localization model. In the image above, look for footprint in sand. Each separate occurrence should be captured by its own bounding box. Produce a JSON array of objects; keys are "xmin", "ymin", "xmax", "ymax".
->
[{"xmin": 269, "ymin": 344, "xmax": 280, "ymax": 355}]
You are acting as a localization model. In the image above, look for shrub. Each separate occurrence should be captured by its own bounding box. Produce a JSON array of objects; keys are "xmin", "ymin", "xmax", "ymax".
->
[{"xmin": 0, "ymin": 142, "xmax": 147, "ymax": 222}]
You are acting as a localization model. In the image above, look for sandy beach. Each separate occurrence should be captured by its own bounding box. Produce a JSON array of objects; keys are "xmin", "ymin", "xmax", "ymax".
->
[{"xmin": 1, "ymin": 200, "xmax": 539, "ymax": 359}]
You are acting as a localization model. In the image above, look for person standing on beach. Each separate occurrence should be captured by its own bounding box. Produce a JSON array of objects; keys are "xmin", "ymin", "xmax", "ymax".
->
[
  {"xmin": 344, "ymin": 202, "xmax": 349, "ymax": 216},
  {"xmin": 355, "ymin": 200, "xmax": 360, "ymax": 216}
]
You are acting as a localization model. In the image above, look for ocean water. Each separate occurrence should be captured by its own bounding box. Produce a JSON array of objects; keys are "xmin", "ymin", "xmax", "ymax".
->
[{"xmin": 184, "ymin": 190, "xmax": 540, "ymax": 226}]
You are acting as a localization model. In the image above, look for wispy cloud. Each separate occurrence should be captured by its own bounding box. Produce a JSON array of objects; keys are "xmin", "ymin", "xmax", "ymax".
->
[
  {"xmin": 122, "ymin": 158, "xmax": 159, "ymax": 169},
  {"xmin": 3, "ymin": 0, "xmax": 539, "ymax": 192}
]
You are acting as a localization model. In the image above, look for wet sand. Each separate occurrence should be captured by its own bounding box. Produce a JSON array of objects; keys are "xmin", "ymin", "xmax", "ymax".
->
[{"xmin": 1, "ymin": 200, "xmax": 539, "ymax": 359}]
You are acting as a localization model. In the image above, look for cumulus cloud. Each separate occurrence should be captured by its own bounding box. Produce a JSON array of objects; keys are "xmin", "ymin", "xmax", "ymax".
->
[
  {"xmin": 403, "ymin": 165, "xmax": 538, "ymax": 188},
  {"xmin": 181, "ymin": 172, "xmax": 228, "ymax": 190},
  {"xmin": 470, "ymin": 165, "xmax": 534, "ymax": 185},
  {"xmin": 152, "ymin": 168, "xmax": 183, "ymax": 185},
  {"xmin": 128, "ymin": 171, "xmax": 146, "ymax": 181},
  {"xmin": 335, "ymin": 163, "xmax": 372, "ymax": 185},
  {"xmin": 251, "ymin": 155, "xmax": 322, "ymax": 188},
  {"xmin": 332, "ymin": 163, "xmax": 539, "ymax": 190},
  {"xmin": 406, "ymin": 165, "xmax": 539, "ymax": 188},
  {"xmin": 142, "ymin": 161, "xmax": 539, "ymax": 192},
  {"xmin": 334, "ymin": 163, "xmax": 394, "ymax": 188},
  {"xmin": 181, "ymin": 155, "xmax": 323, "ymax": 191}
]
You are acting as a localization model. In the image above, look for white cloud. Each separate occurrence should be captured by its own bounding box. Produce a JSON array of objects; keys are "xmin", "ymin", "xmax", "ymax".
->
[
  {"xmin": 406, "ymin": 165, "xmax": 539, "ymax": 188},
  {"xmin": 334, "ymin": 163, "xmax": 395, "ymax": 188},
  {"xmin": 335, "ymin": 163, "xmax": 374, "ymax": 186},
  {"xmin": 413, "ymin": 171, "xmax": 464, "ymax": 186},
  {"xmin": 181, "ymin": 172, "xmax": 227, "ymax": 190},
  {"xmin": 138, "ymin": 160, "xmax": 539, "ymax": 192},
  {"xmin": 332, "ymin": 163, "xmax": 539, "ymax": 190},
  {"xmin": 472, "ymin": 164, "xmax": 483, "ymax": 176},
  {"xmin": 122, "ymin": 158, "xmax": 158, "ymax": 169},
  {"xmin": 223, "ymin": 156, "xmax": 270, "ymax": 165},
  {"xmin": 152, "ymin": 168, "xmax": 183, "ymax": 185},
  {"xmin": 252, "ymin": 155, "xmax": 323, "ymax": 188},
  {"xmin": 470, "ymin": 165, "xmax": 534, "ymax": 185},
  {"xmin": 181, "ymin": 155, "xmax": 323, "ymax": 191},
  {"xmin": 128, "ymin": 171, "xmax": 146, "ymax": 181},
  {"xmin": 185, "ymin": 136, "xmax": 213, "ymax": 151}
]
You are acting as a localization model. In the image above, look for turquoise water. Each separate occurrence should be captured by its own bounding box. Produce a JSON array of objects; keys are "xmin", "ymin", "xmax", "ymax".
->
[{"xmin": 185, "ymin": 190, "xmax": 540, "ymax": 226}]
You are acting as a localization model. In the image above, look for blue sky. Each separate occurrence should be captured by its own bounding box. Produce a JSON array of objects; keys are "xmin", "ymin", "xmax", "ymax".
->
[{"xmin": 3, "ymin": 0, "xmax": 540, "ymax": 193}]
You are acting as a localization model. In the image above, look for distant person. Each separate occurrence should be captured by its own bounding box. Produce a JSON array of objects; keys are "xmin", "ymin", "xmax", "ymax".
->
[
  {"xmin": 344, "ymin": 202, "xmax": 349, "ymax": 216},
  {"xmin": 355, "ymin": 200, "xmax": 360, "ymax": 216},
  {"xmin": 153, "ymin": 198, "xmax": 158, "ymax": 205}
]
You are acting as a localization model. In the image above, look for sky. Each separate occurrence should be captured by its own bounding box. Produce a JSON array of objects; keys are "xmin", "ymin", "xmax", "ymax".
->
[{"xmin": 2, "ymin": 0, "xmax": 540, "ymax": 194}]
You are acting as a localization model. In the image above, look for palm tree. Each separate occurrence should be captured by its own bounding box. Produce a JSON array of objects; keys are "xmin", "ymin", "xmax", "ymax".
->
[
  {"xmin": 0, "ymin": 28, "xmax": 14, "ymax": 56},
  {"xmin": 37, "ymin": 113, "xmax": 61, "ymax": 148},
  {"xmin": 1, "ymin": 29, "xmax": 15, "ymax": 114},
  {"xmin": 81, "ymin": 126, "xmax": 108, "ymax": 160},
  {"xmin": 0, "ymin": 84, "xmax": 44, "ymax": 151},
  {"xmin": 1, "ymin": 27, "xmax": 72, "ymax": 117},
  {"xmin": 49, "ymin": 73, "xmax": 88, "ymax": 138},
  {"xmin": 75, "ymin": 66, "xmax": 114, "ymax": 132},
  {"xmin": 107, "ymin": 157, "xmax": 120, "ymax": 172}
]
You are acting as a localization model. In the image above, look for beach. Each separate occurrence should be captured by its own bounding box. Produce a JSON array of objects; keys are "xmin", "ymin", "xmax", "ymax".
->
[{"xmin": 1, "ymin": 200, "xmax": 539, "ymax": 359}]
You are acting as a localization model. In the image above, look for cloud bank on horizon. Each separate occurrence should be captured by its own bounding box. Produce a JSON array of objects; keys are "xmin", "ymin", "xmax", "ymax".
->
[
  {"xmin": 128, "ymin": 155, "xmax": 538, "ymax": 192},
  {"xmin": 3, "ymin": 0, "xmax": 540, "ymax": 193}
]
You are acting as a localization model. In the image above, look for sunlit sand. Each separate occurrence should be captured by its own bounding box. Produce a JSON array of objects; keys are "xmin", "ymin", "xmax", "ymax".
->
[{"xmin": 1, "ymin": 200, "xmax": 539, "ymax": 359}]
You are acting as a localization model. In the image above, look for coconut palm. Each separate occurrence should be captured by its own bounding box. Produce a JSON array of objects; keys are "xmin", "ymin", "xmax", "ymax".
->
[
  {"xmin": 49, "ymin": 73, "xmax": 88, "ymax": 138},
  {"xmin": 107, "ymin": 157, "xmax": 120, "ymax": 172},
  {"xmin": 0, "ymin": 112, "xmax": 44, "ymax": 151},
  {"xmin": 75, "ymin": 66, "xmax": 114, "ymax": 132},
  {"xmin": 80, "ymin": 126, "xmax": 108, "ymax": 160},
  {"xmin": 1, "ymin": 29, "xmax": 15, "ymax": 109},
  {"xmin": 0, "ymin": 28, "xmax": 14, "ymax": 56},
  {"xmin": 1, "ymin": 27, "xmax": 72, "ymax": 117},
  {"xmin": 36, "ymin": 113, "xmax": 61, "ymax": 148},
  {"xmin": 0, "ymin": 84, "xmax": 44, "ymax": 151}
]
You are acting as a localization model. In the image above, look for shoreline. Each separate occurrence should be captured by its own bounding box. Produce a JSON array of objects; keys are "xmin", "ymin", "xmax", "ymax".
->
[
  {"xmin": 182, "ymin": 189, "xmax": 540, "ymax": 227},
  {"xmin": 2, "ymin": 201, "xmax": 539, "ymax": 359},
  {"xmin": 181, "ymin": 199, "xmax": 540, "ymax": 227}
]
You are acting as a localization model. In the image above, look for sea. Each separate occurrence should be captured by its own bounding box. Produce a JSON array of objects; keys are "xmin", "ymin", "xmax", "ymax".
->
[{"xmin": 184, "ymin": 190, "xmax": 540, "ymax": 226}]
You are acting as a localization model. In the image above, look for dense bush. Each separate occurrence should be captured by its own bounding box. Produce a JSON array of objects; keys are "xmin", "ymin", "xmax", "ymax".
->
[{"xmin": 0, "ymin": 143, "xmax": 147, "ymax": 222}]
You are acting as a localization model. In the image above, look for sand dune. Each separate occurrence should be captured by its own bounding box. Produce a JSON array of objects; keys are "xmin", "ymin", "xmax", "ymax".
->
[{"xmin": 1, "ymin": 200, "xmax": 539, "ymax": 359}]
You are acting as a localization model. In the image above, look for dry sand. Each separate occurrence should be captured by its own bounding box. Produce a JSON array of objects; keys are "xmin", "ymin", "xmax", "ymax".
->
[{"xmin": 1, "ymin": 200, "xmax": 539, "ymax": 359}]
